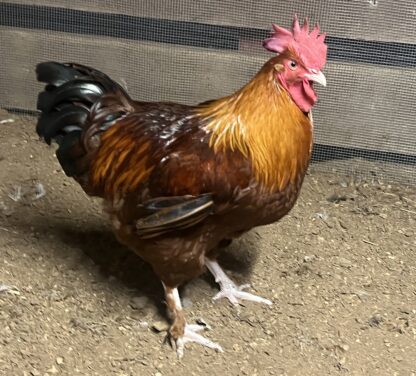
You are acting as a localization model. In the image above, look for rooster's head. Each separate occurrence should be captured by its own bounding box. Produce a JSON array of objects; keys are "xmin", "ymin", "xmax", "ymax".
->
[{"xmin": 263, "ymin": 15, "xmax": 328, "ymax": 112}]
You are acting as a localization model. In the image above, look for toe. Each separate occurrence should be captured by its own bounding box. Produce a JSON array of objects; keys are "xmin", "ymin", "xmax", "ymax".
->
[
  {"xmin": 183, "ymin": 327, "xmax": 223, "ymax": 351},
  {"xmin": 176, "ymin": 337, "xmax": 185, "ymax": 358},
  {"xmin": 186, "ymin": 323, "xmax": 208, "ymax": 332},
  {"xmin": 175, "ymin": 323, "xmax": 223, "ymax": 357},
  {"xmin": 237, "ymin": 290, "xmax": 273, "ymax": 305},
  {"xmin": 213, "ymin": 288, "xmax": 272, "ymax": 306},
  {"xmin": 213, "ymin": 290, "xmax": 240, "ymax": 305}
]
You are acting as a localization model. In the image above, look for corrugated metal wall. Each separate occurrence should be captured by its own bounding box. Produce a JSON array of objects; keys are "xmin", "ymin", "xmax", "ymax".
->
[{"xmin": 0, "ymin": 1, "xmax": 415, "ymax": 183}]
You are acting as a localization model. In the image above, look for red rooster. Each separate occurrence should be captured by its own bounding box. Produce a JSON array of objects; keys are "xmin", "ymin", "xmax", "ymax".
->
[{"xmin": 35, "ymin": 16, "xmax": 327, "ymax": 356}]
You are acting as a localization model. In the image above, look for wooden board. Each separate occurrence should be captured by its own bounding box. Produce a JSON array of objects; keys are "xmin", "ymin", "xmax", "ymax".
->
[
  {"xmin": 1, "ymin": 27, "xmax": 415, "ymax": 156},
  {"xmin": 6, "ymin": 0, "xmax": 416, "ymax": 44}
]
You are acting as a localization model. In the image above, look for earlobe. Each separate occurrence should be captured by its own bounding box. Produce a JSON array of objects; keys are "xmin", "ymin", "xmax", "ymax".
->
[{"xmin": 273, "ymin": 63, "xmax": 284, "ymax": 72}]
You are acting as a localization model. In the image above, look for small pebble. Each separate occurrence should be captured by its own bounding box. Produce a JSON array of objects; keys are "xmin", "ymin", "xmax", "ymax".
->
[
  {"xmin": 338, "ymin": 356, "xmax": 346, "ymax": 365},
  {"xmin": 152, "ymin": 321, "xmax": 169, "ymax": 333},
  {"xmin": 233, "ymin": 344, "xmax": 241, "ymax": 352},
  {"xmin": 303, "ymin": 255, "xmax": 317, "ymax": 263},
  {"xmin": 56, "ymin": 356, "xmax": 64, "ymax": 365},
  {"xmin": 368, "ymin": 313, "xmax": 384, "ymax": 327},
  {"xmin": 339, "ymin": 343, "xmax": 350, "ymax": 352},
  {"xmin": 47, "ymin": 366, "xmax": 58, "ymax": 374}
]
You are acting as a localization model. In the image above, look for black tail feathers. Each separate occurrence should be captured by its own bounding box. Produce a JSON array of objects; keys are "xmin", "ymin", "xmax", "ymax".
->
[{"xmin": 36, "ymin": 62, "xmax": 131, "ymax": 177}]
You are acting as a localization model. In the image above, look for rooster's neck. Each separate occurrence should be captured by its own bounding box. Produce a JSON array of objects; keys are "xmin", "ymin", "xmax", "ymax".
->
[{"xmin": 198, "ymin": 62, "xmax": 313, "ymax": 191}]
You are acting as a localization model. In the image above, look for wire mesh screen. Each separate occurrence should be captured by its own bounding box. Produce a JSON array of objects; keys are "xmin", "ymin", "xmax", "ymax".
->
[{"xmin": 0, "ymin": 1, "xmax": 415, "ymax": 183}]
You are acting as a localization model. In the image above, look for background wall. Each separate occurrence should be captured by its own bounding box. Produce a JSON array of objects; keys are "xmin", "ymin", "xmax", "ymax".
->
[{"xmin": 0, "ymin": 1, "xmax": 415, "ymax": 183}]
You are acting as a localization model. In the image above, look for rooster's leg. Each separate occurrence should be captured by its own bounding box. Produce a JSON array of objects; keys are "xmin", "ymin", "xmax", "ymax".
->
[
  {"xmin": 205, "ymin": 258, "xmax": 272, "ymax": 306},
  {"xmin": 163, "ymin": 284, "xmax": 223, "ymax": 357}
]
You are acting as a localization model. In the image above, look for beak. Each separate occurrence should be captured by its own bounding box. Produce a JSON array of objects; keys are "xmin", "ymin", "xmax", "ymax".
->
[{"xmin": 305, "ymin": 71, "xmax": 327, "ymax": 87}]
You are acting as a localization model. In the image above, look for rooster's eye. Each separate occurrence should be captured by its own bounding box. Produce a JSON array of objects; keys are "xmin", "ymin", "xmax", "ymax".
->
[{"xmin": 289, "ymin": 60, "xmax": 298, "ymax": 70}]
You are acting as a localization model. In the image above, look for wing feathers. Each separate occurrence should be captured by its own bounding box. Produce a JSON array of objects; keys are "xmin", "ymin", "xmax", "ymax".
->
[{"xmin": 136, "ymin": 194, "xmax": 214, "ymax": 238}]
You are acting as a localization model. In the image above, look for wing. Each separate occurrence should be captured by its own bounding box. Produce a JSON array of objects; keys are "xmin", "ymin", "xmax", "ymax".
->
[{"xmin": 88, "ymin": 103, "xmax": 195, "ymax": 197}]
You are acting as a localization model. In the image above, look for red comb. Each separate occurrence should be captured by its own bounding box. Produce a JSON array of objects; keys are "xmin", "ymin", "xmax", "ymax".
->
[{"xmin": 263, "ymin": 15, "xmax": 327, "ymax": 70}]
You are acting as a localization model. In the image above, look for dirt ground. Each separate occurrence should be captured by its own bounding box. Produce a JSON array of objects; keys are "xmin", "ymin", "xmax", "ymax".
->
[{"xmin": 0, "ymin": 109, "xmax": 415, "ymax": 376}]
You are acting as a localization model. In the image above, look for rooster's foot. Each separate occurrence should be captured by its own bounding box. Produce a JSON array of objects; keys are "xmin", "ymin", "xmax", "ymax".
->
[
  {"xmin": 163, "ymin": 284, "xmax": 223, "ymax": 357},
  {"xmin": 205, "ymin": 258, "xmax": 272, "ymax": 306},
  {"xmin": 174, "ymin": 323, "xmax": 223, "ymax": 358}
]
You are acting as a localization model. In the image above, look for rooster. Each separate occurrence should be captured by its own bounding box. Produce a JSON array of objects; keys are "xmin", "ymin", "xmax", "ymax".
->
[{"xmin": 35, "ymin": 16, "xmax": 327, "ymax": 356}]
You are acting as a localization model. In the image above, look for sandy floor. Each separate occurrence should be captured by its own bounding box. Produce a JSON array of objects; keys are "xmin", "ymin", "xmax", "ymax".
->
[{"xmin": 1, "ymin": 111, "xmax": 415, "ymax": 376}]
